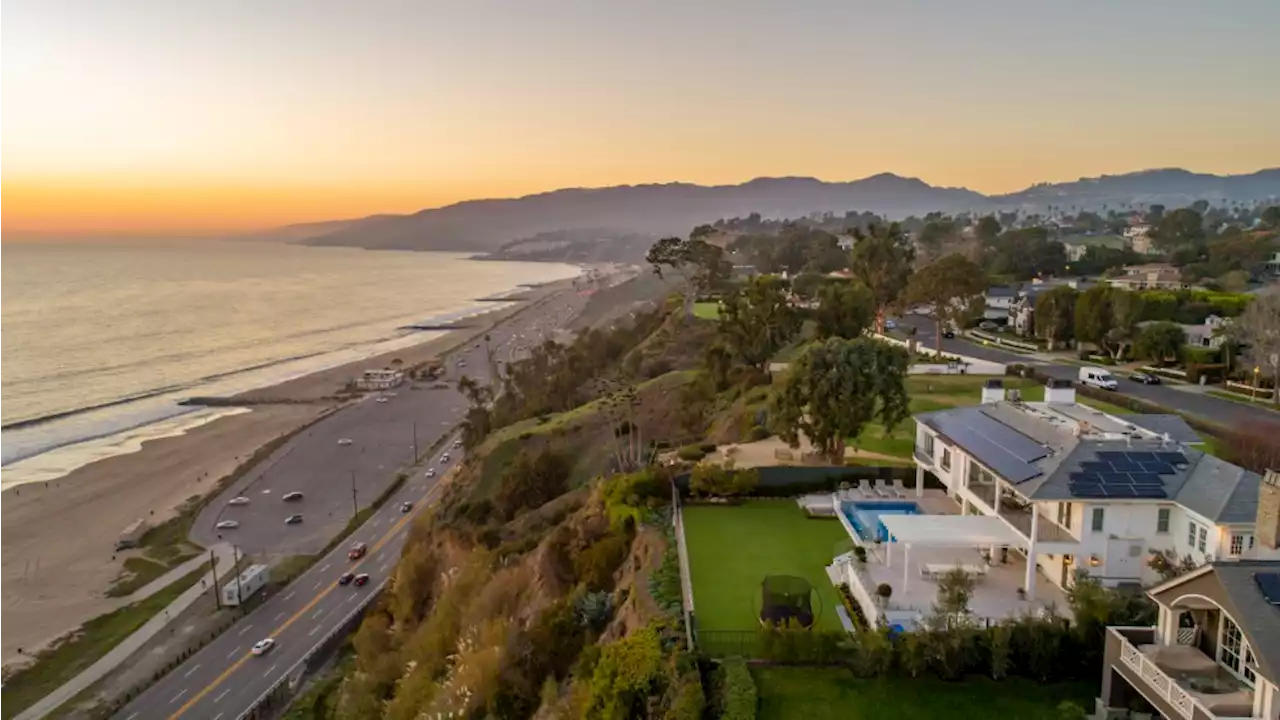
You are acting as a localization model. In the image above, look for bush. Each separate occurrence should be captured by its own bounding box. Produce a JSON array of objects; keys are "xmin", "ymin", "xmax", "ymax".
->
[
  {"xmin": 699, "ymin": 442, "xmax": 718, "ymax": 453},
  {"xmin": 495, "ymin": 448, "xmax": 572, "ymax": 519},
  {"xmin": 715, "ymin": 657, "xmax": 757, "ymax": 720},
  {"xmin": 1181, "ymin": 346, "xmax": 1220, "ymax": 365},
  {"xmin": 745, "ymin": 425, "xmax": 771, "ymax": 441},
  {"xmin": 574, "ymin": 530, "xmax": 632, "ymax": 591},
  {"xmin": 676, "ymin": 446, "xmax": 707, "ymax": 461},
  {"xmin": 689, "ymin": 464, "xmax": 760, "ymax": 498}
]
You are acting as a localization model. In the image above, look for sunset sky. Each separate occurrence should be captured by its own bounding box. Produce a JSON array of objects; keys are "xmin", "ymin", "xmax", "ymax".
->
[{"xmin": 4, "ymin": 0, "xmax": 1279, "ymax": 235}]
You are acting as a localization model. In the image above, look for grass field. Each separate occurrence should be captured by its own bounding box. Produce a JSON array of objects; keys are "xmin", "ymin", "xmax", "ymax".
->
[
  {"xmin": 754, "ymin": 667, "xmax": 1095, "ymax": 720},
  {"xmin": 693, "ymin": 301, "xmax": 721, "ymax": 321},
  {"xmin": 683, "ymin": 500, "xmax": 848, "ymax": 632}
]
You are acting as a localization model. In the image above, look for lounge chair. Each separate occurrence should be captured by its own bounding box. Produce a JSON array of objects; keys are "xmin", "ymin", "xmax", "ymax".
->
[
  {"xmin": 874, "ymin": 479, "xmax": 893, "ymax": 498},
  {"xmin": 858, "ymin": 479, "xmax": 875, "ymax": 498},
  {"xmin": 891, "ymin": 478, "xmax": 909, "ymax": 498}
]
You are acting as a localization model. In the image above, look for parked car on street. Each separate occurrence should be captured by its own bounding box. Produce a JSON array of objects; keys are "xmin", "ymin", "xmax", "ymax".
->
[
  {"xmin": 228, "ymin": 497, "xmax": 250, "ymax": 506},
  {"xmin": 283, "ymin": 491, "xmax": 304, "ymax": 502},
  {"xmin": 1129, "ymin": 371, "xmax": 1161, "ymax": 385},
  {"xmin": 284, "ymin": 514, "xmax": 303, "ymax": 525},
  {"xmin": 216, "ymin": 520, "xmax": 240, "ymax": 530}
]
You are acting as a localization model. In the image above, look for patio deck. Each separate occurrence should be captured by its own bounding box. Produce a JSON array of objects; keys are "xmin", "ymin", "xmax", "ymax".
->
[{"xmin": 830, "ymin": 490, "xmax": 1069, "ymax": 626}]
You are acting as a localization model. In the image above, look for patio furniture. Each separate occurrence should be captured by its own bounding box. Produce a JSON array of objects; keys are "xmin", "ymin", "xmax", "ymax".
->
[
  {"xmin": 858, "ymin": 479, "xmax": 875, "ymax": 498},
  {"xmin": 873, "ymin": 479, "xmax": 893, "ymax": 498},
  {"xmin": 891, "ymin": 478, "xmax": 908, "ymax": 498}
]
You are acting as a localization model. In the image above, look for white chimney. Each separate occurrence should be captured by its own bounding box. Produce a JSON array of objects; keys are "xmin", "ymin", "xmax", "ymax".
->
[
  {"xmin": 981, "ymin": 379, "xmax": 1004, "ymax": 404},
  {"xmin": 1045, "ymin": 379, "xmax": 1076, "ymax": 405}
]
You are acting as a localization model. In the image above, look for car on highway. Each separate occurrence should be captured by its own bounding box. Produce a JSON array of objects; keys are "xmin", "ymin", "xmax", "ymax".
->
[
  {"xmin": 338, "ymin": 572, "xmax": 355, "ymax": 586},
  {"xmin": 283, "ymin": 491, "xmax": 304, "ymax": 502},
  {"xmin": 453, "ymin": 439, "xmax": 462, "ymax": 448},
  {"xmin": 353, "ymin": 573, "xmax": 370, "ymax": 587},
  {"xmin": 425, "ymin": 468, "xmax": 436, "ymax": 478},
  {"xmin": 284, "ymin": 514, "xmax": 303, "ymax": 525},
  {"xmin": 348, "ymin": 542, "xmax": 367, "ymax": 560},
  {"xmin": 942, "ymin": 329, "xmax": 956, "ymax": 339},
  {"xmin": 399, "ymin": 501, "xmax": 413, "ymax": 513},
  {"xmin": 441, "ymin": 452, "xmax": 450, "ymax": 463},
  {"xmin": 1079, "ymin": 366, "xmax": 1119, "ymax": 391},
  {"xmin": 1129, "ymin": 371, "xmax": 1161, "ymax": 385},
  {"xmin": 228, "ymin": 496, "xmax": 250, "ymax": 506},
  {"xmin": 376, "ymin": 397, "xmax": 388, "ymax": 403},
  {"xmin": 251, "ymin": 638, "xmax": 276, "ymax": 656},
  {"xmin": 884, "ymin": 319, "xmax": 898, "ymax": 330},
  {"xmin": 338, "ymin": 438, "xmax": 353, "ymax": 446},
  {"xmin": 215, "ymin": 520, "xmax": 240, "ymax": 530}
]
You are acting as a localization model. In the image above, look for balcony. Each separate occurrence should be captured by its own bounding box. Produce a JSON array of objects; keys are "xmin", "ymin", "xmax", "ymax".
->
[
  {"xmin": 1107, "ymin": 627, "xmax": 1257, "ymax": 720},
  {"xmin": 913, "ymin": 445, "xmax": 934, "ymax": 468},
  {"xmin": 964, "ymin": 483, "xmax": 1077, "ymax": 545}
]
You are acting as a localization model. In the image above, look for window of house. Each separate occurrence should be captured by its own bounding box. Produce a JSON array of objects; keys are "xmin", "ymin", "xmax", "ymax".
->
[
  {"xmin": 1187, "ymin": 520, "xmax": 1198, "ymax": 548},
  {"xmin": 1197, "ymin": 526, "xmax": 1207, "ymax": 553},
  {"xmin": 921, "ymin": 433, "xmax": 934, "ymax": 456},
  {"xmin": 1156, "ymin": 508, "xmax": 1170, "ymax": 534},
  {"xmin": 1219, "ymin": 616, "xmax": 1259, "ymax": 687},
  {"xmin": 1230, "ymin": 534, "xmax": 1245, "ymax": 556},
  {"xmin": 941, "ymin": 448, "xmax": 952, "ymax": 471},
  {"xmin": 1091, "ymin": 508, "xmax": 1105, "ymax": 532},
  {"xmin": 1057, "ymin": 502, "xmax": 1073, "ymax": 530}
]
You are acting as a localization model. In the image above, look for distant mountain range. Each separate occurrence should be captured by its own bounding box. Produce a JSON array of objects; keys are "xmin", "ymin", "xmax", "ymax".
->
[{"xmin": 274, "ymin": 168, "xmax": 1280, "ymax": 253}]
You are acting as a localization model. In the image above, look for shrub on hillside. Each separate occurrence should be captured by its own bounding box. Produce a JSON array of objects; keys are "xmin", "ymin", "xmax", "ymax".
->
[
  {"xmin": 746, "ymin": 425, "xmax": 771, "ymax": 441},
  {"xmin": 689, "ymin": 464, "xmax": 760, "ymax": 498},
  {"xmin": 495, "ymin": 448, "xmax": 572, "ymax": 520},
  {"xmin": 676, "ymin": 445, "xmax": 706, "ymax": 461},
  {"xmin": 573, "ymin": 529, "xmax": 632, "ymax": 591}
]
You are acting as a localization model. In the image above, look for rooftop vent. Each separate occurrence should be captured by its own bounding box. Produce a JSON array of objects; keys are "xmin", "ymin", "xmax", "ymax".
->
[
  {"xmin": 981, "ymin": 379, "xmax": 1004, "ymax": 404},
  {"xmin": 1045, "ymin": 378, "xmax": 1076, "ymax": 405}
]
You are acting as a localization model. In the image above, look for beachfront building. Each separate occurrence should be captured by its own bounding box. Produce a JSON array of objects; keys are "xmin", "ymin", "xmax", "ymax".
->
[
  {"xmin": 828, "ymin": 379, "xmax": 1279, "ymax": 629},
  {"xmin": 1100, "ymin": 553, "xmax": 1280, "ymax": 719},
  {"xmin": 354, "ymin": 368, "xmax": 404, "ymax": 391}
]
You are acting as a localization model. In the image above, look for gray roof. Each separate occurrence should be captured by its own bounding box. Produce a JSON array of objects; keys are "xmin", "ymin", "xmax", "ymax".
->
[
  {"xmin": 1117, "ymin": 414, "xmax": 1202, "ymax": 444},
  {"xmin": 917, "ymin": 403, "xmax": 1260, "ymax": 521},
  {"xmin": 1212, "ymin": 561, "xmax": 1280, "ymax": 680}
]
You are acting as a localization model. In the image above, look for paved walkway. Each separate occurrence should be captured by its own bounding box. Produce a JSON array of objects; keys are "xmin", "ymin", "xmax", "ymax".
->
[{"xmin": 16, "ymin": 543, "xmax": 238, "ymax": 720}]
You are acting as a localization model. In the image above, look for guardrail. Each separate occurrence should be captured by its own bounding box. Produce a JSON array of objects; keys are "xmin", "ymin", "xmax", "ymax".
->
[{"xmin": 671, "ymin": 484, "xmax": 696, "ymax": 649}]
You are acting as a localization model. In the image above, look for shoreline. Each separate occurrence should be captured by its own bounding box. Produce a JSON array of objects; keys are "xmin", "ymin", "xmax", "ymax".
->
[{"xmin": 0, "ymin": 274, "xmax": 585, "ymax": 666}]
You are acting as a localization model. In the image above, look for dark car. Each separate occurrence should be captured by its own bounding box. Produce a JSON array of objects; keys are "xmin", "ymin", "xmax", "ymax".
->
[
  {"xmin": 338, "ymin": 572, "xmax": 355, "ymax": 586},
  {"xmin": 284, "ymin": 514, "xmax": 303, "ymax": 525},
  {"xmin": 942, "ymin": 329, "xmax": 956, "ymax": 339},
  {"xmin": 1129, "ymin": 372, "xmax": 1161, "ymax": 385},
  {"xmin": 353, "ymin": 573, "xmax": 370, "ymax": 587},
  {"xmin": 399, "ymin": 501, "xmax": 413, "ymax": 513}
]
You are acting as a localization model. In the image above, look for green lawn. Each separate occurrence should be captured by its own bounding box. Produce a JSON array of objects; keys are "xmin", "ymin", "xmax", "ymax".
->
[
  {"xmin": 683, "ymin": 500, "xmax": 848, "ymax": 632},
  {"xmin": 693, "ymin": 302, "xmax": 721, "ymax": 321},
  {"xmin": 754, "ymin": 667, "xmax": 1095, "ymax": 720}
]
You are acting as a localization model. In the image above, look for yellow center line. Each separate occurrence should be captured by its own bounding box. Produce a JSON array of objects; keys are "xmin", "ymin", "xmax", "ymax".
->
[{"xmin": 168, "ymin": 480, "xmax": 440, "ymax": 719}]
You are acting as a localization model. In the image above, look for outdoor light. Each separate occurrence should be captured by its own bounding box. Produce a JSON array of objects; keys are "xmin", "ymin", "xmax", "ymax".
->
[{"xmin": 1089, "ymin": 555, "xmax": 1102, "ymax": 567}]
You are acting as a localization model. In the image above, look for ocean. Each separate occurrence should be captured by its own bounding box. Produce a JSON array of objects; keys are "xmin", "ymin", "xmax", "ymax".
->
[{"xmin": 1, "ymin": 242, "xmax": 580, "ymax": 488}]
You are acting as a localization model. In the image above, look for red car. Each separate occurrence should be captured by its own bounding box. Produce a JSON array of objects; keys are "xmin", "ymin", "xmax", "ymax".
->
[
  {"xmin": 347, "ymin": 543, "xmax": 367, "ymax": 560},
  {"xmin": 353, "ymin": 573, "xmax": 370, "ymax": 587}
]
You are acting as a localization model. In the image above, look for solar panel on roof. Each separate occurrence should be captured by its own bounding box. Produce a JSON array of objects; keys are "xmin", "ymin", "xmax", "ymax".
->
[
  {"xmin": 1155, "ymin": 452, "xmax": 1188, "ymax": 465},
  {"xmin": 968, "ymin": 413, "xmax": 1051, "ymax": 462},
  {"xmin": 1139, "ymin": 462, "xmax": 1175, "ymax": 474},
  {"xmin": 1069, "ymin": 472, "xmax": 1102, "ymax": 483},
  {"xmin": 1110, "ymin": 459, "xmax": 1139, "ymax": 471},
  {"xmin": 1133, "ymin": 487, "xmax": 1168, "ymax": 499},
  {"xmin": 1256, "ymin": 573, "xmax": 1280, "ymax": 606},
  {"xmin": 1105, "ymin": 486, "xmax": 1139, "ymax": 498},
  {"xmin": 1129, "ymin": 473, "xmax": 1164, "ymax": 485},
  {"xmin": 937, "ymin": 418, "xmax": 1041, "ymax": 483},
  {"xmin": 1098, "ymin": 451, "xmax": 1127, "ymax": 461},
  {"xmin": 1100, "ymin": 472, "xmax": 1132, "ymax": 484},
  {"xmin": 1081, "ymin": 461, "xmax": 1111, "ymax": 473},
  {"xmin": 1071, "ymin": 486, "xmax": 1108, "ymax": 498},
  {"xmin": 1126, "ymin": 452, "xmax": 1157, "ymax": 463}
]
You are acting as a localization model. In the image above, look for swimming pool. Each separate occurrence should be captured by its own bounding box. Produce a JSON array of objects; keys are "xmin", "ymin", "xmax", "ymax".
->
[{"xmin": 842, "ymin": 501, "xmax": 921, "ymax": 542}]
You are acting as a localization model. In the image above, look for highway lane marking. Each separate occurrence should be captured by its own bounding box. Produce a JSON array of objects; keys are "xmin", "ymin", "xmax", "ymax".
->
[
  {"xmin": 183, "ymin": 663, "xmax": 202, "ymax": 678},
  {"xmin": 169, "ymin": 474, "xmax": 441, "ymax": 719},
  {"xmin": 312, "ymin": 580, "xmax": 322, "ymax": 590},
  {"xmin": 226, "ymin": 647, "xmax": 240, "ymax": 660},
  {"xmin": 283, "ymin": 591, "xmax": 295, "ymax": 601},
  {"xmin": 309, "ymin": 624, "xmax": 322, "ymax": 636},
  {"xmin": 274, "ymin": 611, "xmax": 286, "ymax": 622},
  {"xmin": 213, "ymin": 715, "xmax": 224, "ymax": 720},
  {"xmin": 319, "ymin": 563, "xmax": 330, "ymax": 572},
  {"xmin": 266, "ymin": 664, "xmax": 278, "ymax": 676},
  {"xmin": 237, "ymin": 624, "xmax": 253, "ymax": 636},
  {"xmin": 214, "ymin": 688, "xmax": 231, "ymax": 703},
  {"xmin": 311, "ymin": 607, "xmax": 325, "ymax": 620},
  {"xmin": 126, "ymin": 713, "xmax": 139, "ymax": 720},
  {"xmin": 170, "ymin": 689, "xmax": 188, "ymax": 705}
]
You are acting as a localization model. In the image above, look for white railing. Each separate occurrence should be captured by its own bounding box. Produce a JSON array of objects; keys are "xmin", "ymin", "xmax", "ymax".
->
[
  {"xmin": 839, "ymin": 559, "xmax": 884, "ymax": 626},
  {"xmin": 672, "ymin": 489, "xmax": 696, "ymax": 648},
  {"xmin": 1114, "ymin": 628, "xmax": 1225, "ymax": 720}
]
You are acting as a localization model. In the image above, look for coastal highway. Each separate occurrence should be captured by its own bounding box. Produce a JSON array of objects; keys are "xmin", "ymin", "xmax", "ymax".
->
[
  {"xmin": 898, "ymin": 315, "xmax": 1278, "ymax": 428},
  {"xmin": 114, "ymin": 449, "xmax": 449, "ymax": 720},
  {"xmin": 192, "ymin": 285, "xmax": 593, "ymax": 558},
  {"xmin": 114, "ymin": 281, "xmax": 598, "ymax": 720}
]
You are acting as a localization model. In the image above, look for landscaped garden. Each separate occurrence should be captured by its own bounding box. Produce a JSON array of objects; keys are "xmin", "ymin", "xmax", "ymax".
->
[
  {"xmin": 754, "ymin": 667, "xmax": 1095, "ymax": 720},
  {"xmin": 693, "ymin": 301, "xmax": 721, "ymax": 320},
  {"xmin": 683, "ymin": 499, "xmax": 848, "ymax": 632}
]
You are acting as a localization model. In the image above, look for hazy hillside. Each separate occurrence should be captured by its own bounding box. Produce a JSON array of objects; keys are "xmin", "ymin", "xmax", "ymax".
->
[
  {"xmin": 302, "ymin": 174, "xmax": 982, "ymax": 252},
  {"xmin": 299, "ymin": 168, "xmax": 1280, "ymax": 253}
]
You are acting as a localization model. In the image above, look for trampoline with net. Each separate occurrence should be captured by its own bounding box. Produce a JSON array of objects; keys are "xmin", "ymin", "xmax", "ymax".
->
[{"xmin": 758, "ymin": 574, "xmax": 818, "ymax": 629}]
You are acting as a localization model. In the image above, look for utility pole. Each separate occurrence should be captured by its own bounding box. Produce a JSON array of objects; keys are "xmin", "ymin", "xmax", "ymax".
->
[
  {"xmin": 232, "ymin": 546, "xmax": 243, "ymax": 607},
  {"xmin": 350, "ymin": 470, "xmax": 359, "ymax": 519},
  {"xmin": 210, "ymin": 547, "xmax": 221, "ymax": 610}
]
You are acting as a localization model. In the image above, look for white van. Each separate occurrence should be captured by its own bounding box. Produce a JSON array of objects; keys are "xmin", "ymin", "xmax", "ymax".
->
[{"xmin": 1079, "ymin": 366, "xmax": 1118, "ymax": 390}]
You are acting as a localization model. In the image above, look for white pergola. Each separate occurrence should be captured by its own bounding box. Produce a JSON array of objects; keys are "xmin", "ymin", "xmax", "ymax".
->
[{"xmin": 880, "ymin": 514, "xmax": 1026, "ymax": 595}]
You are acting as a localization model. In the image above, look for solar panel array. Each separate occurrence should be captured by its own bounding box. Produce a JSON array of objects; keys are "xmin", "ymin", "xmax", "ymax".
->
[
  {"xmin": 1256, "ymin": 573, "xmax": 1280, "ymax": 607},
  {"xmin": 931, "ymin": 409, "xmax": 1050, "ymax": 484},
  {"xmin": 1068, "ymin": 450, "xmax": 1188, "ymax": 499}
]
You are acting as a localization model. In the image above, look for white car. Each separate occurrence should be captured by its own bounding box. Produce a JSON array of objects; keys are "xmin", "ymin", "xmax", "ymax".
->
[
  {"xmin": 227, "ymin": 496, "xmax": 250, "ymax": 506},
  {"xmin": 375, "ymin": 397, "xmax": 388, "ymax": 404},
  {"xmin": 251, "ymin": 638, "xmax": 275, "ymax": 656},
  {"xmin": 425, "ymin": 468, "xmax": 436, "ymax": 478},
  {"xmin": 215, "ymin": 520, "xmax": 240, "ymax": 530},
  {"xmin": 282, "ymin": 491, "xmax": 304, "ymax": 502},
  {"xmin": 441, "ymin": 453, "xmax": 450, "ymax": 463},
  {"xmin": 338, "ymin": 438, "xmax": 353, "ymax": 446},
  {"xmin": 452, "ymin": 439, "xmax": 462, "ymax": 448}
]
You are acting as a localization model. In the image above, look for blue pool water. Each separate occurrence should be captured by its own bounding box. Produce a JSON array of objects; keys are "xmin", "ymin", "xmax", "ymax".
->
[{"xmin": 842, "ymin": 501, "xmax": 921, "ymax": 542}]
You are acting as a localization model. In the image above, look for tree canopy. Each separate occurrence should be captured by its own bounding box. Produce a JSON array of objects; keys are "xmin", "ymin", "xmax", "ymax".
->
[
  {"xmin": 902, "ymin": 253, "xmax": 987, "ymax": 355},
  {"xmin": 812, "ymin": 280, "xmax": 875, "ymax": 340},
  {"xmin": 1033, "ymin": 286, "xmax": 1078, "ymax": 350},
  {"xmin": 646, "ymin": 236, "xmax": 730, "ymax": 316},
  {"xmin": 771, "ymin": 337, "xmax": 910, "ymax": 462},
  {"xmin": 1134, "ymin": 322, "xmax": 1186, "ymax": 364},
  {"xmin": 717, "ymin": 275, "xmax": 801, "ymax": 371},
  {"xmin": 848, "ymin": 223, "xmax": 914, "ymax": 332}
]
